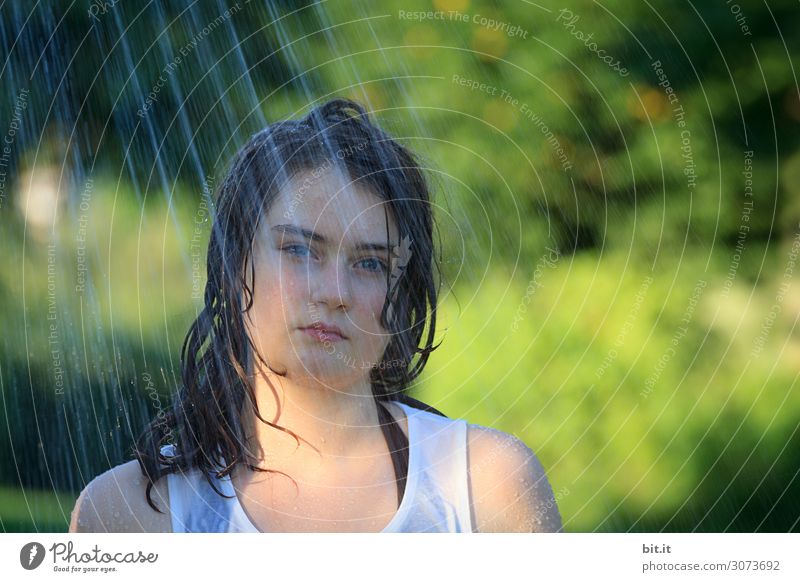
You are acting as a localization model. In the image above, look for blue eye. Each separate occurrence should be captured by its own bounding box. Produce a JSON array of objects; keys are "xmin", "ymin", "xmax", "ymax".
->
[
  {"xmin": 358, "ymin": 257, "xmax": 388, "ymax": 273},
  {"xmin": 281, "ymin": 245, "xmax": 385, "ymax": 273},
  {"xmin": 281, "ymin": 244, "xmax": 311, "ymax": 257}
]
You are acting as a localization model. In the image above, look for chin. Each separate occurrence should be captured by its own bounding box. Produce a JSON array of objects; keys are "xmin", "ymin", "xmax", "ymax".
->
[{"xmin": 287, "ymin": 354, "xmax": 364, "ymax": 385}]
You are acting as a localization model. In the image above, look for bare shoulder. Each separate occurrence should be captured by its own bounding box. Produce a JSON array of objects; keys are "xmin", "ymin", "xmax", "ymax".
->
[
  {"xmin": 466, "ymin": 424, "xmax": 563, "ymax": 533},
  {"xmin": 69, "ymin": 459, "xmax": 172, "ymax": 533}
]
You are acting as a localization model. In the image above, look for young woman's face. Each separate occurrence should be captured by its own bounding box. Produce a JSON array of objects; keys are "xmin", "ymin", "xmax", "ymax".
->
[{"xmin": 245, "ymin": 166, "xmax": 400, "ymax": 389}]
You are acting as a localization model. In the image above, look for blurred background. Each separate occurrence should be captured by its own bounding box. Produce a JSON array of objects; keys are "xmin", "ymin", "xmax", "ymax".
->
[{"xmin": 1, "ymin": 0, "xmax": 798, "ymax": 532}]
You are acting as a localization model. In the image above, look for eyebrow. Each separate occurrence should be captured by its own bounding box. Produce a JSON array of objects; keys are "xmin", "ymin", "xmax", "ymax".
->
[{"xmin": 271, "ymin": 224, "xmax": 391, "ymax": 252}]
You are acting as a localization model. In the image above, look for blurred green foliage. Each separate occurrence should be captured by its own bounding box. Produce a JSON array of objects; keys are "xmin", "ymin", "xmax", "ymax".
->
[{"xmin": 0, "ymin": 486, "xmax": 73, "ymax": 532}]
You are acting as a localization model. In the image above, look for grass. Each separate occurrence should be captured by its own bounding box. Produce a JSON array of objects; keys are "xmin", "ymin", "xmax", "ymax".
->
[{"xmin": 0, "ymin": 485, "xmax": 75, "ymax": 532}]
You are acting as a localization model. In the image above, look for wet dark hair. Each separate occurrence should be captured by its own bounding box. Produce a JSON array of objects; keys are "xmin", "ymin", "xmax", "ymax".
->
[{"xmin": 134, "ymin": 98, "xmax": 447, "ymax": 515}]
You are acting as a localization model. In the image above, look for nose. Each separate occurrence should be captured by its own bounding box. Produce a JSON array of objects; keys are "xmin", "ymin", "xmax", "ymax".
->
[{"xmin": 308, "ymin": 256, "xmax": 351, "ymax": 310}]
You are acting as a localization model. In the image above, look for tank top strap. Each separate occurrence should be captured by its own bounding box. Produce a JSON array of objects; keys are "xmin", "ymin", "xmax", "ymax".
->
[
  {"xmin": 393, "ymin": 402, "xmax": 473, "ymax": 532},
  {"xmin": 159, "ymin": 443, "xmax": 252, "ymax": 533}
]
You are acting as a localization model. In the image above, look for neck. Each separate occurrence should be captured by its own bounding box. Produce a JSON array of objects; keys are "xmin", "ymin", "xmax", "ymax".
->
[{"xmin": 242, "ymin": 370, "xmax": 384, "ymax": 467}]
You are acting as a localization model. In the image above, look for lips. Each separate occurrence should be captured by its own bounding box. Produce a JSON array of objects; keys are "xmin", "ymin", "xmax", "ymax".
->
[{"xmin": 299, "ymin": 322, "xmax": 347, "ymax": 340}]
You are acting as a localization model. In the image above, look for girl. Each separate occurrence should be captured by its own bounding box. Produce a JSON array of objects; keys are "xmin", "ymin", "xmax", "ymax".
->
[{"xmin": 69, "ymin": 98, "xmax": 562, "ymax": 533}]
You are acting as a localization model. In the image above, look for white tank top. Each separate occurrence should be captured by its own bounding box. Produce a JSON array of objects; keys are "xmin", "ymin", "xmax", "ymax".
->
[{"xmin": 162, "ymin": 401, "xmax": 474, "ymax": 533}]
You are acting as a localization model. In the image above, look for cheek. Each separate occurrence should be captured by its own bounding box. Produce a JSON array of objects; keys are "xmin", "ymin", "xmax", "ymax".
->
[
  {"xmin": 254, "ymin": 253, "xmax": 305, "ymax": 299},
  {"xmin": 249, "ymin": 263, "xmax": 305, "ymax": 332},
  {"xmin": 356, "ymin": 282, "xmax": 389, "ymax": 329}
]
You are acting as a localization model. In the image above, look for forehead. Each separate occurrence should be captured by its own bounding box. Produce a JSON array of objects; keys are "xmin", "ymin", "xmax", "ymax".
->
[{"xmin": 265, "ymin": 166, "xmax": 399, "ymax": 243}]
